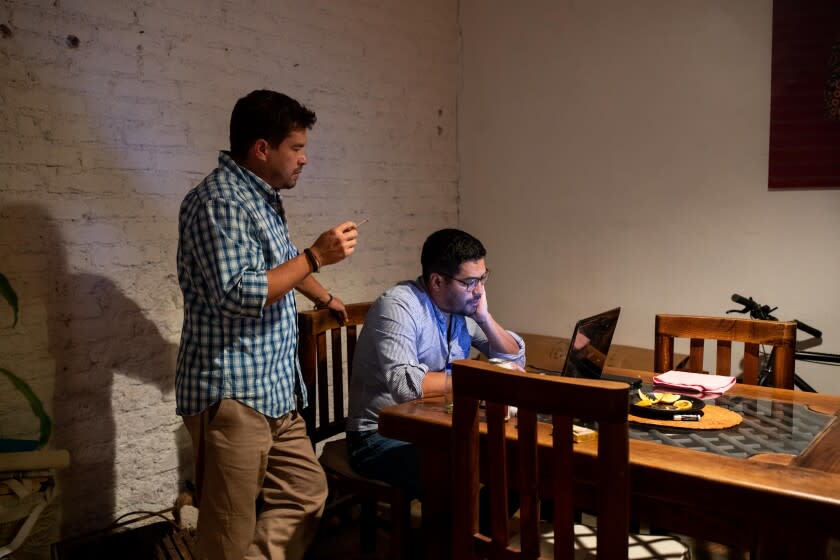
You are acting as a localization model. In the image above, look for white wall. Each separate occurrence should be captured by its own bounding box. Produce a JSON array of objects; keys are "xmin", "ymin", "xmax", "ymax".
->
[
  {"xmin": 0, "ymin": 0, "xmax": 457, "ymax": 541},
  {"xmin": 458, "ymin": 1, "xmax": 840, "ymax": 390}
]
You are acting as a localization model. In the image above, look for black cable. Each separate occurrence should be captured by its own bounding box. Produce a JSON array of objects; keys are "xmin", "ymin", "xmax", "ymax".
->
[{"xmin": 109, "ymin": 507, "xmax": 179, "ymax": 530}]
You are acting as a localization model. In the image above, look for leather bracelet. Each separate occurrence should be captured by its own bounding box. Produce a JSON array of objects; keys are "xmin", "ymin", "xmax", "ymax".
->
[
  {"xmin": 315, "ymin": 293, "xmax": 333, "ymax": 309},
  {"xmin": 303, "ymin": 248, "xmax": 320, "ymax": 273}
]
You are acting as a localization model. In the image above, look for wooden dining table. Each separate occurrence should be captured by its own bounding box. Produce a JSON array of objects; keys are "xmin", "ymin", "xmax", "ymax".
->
[{"xmin": 378, "ymin": 366, "xmax": 840, "ymax": 560}]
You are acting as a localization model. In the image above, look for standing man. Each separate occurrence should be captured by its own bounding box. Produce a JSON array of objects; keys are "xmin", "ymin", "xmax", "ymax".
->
[
  {"xmin": 345, "ymin": 228, "xmax": 525, "ymax": 497},
  {"xmin": 176, "ymin": 90, "xmax": 359, "ymax": 560}
]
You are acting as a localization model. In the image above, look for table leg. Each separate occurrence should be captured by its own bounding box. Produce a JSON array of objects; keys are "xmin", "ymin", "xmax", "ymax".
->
[{"xmin": 420, "ymin": 446, "xmax": 451, "ymax": 560}]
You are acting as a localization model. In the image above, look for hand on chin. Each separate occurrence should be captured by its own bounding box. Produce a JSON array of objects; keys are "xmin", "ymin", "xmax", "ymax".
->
[{"xmin": 467, "ymin": 303, "xmax": 484, "ymax": 321}]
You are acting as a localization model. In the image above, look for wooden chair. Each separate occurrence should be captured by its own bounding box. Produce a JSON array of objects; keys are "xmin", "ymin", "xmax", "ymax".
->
[
  {"xmin": 451, "ymin": 359, "xmax": 689, "ymax": 560},
  {"xmin": 654, "ymin": 314, "xmax": 797, "ymax": 389},
  {"xmin": 298, "ymin": 302, "xmax": 410, "ymax": 560}
]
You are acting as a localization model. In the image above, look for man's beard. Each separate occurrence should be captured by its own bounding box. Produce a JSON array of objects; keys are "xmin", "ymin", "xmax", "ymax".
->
[{"xmin": 459, "ymin": 298, "xmax": 480, "ymax": 316}]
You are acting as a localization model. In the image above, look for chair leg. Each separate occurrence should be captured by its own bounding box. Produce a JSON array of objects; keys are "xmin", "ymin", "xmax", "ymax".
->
[
  {"xmin": 388, "ymin": 492, "xmax": 410, "ymax": 560},
  {"xmin": 359, "ymin": 497, "xmax": 378, "ymax": 554}
]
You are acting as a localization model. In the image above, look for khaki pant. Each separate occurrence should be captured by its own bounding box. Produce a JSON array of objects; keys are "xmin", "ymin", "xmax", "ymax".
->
[{"xmin": 183, "ymin": 399, "xmax": 328, "ymax": 560}]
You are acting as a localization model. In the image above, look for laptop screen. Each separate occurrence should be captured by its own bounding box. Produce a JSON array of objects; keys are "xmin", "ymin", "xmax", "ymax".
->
[{"xmin": 561, "ymin": 307, "xmax": 621, "ymax": 380}]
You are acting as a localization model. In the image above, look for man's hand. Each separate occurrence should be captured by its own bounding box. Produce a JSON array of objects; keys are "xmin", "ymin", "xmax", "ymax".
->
[
  {"xmin": 309, "ymin": 221, "xmax": 359, "ymax": 268},
  {"xmin": 327, "ymin": 294, "xmax": 348, "ymax": 324},
  {"xmin": 470, "ymin": 289, "xmax": 491, "ymax": 326},
  {"xmin": 468, "ymin": 288, "xmax": 521, "ymax": 356}
]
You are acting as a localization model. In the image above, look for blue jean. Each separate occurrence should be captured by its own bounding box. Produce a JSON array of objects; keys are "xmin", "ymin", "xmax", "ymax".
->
[
  {"xmin": 346, "ymin": 430, "xmax": 422, "ymax": 499},
  {"xmin": 346, "ymin": 430, "xmax": 525, "ymax": 533}
]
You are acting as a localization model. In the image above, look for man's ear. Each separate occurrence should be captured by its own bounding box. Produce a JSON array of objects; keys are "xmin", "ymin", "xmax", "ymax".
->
[
  {"xmin": 251, "ymin": 139, "xmax": 270, "ymax": 162},
  {"xmin": 428, "ymin": 272, "xmax": 444, "ymax": 293}
]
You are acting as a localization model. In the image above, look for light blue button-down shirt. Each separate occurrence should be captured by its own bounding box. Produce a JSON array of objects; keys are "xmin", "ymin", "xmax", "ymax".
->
[
  {"xmin": 175, "ymin": 151, "xmax": 305, "ymax": 418},
  {"xmin": 346, "ymin": 278, "xmax": 525, "ymax": 432}
]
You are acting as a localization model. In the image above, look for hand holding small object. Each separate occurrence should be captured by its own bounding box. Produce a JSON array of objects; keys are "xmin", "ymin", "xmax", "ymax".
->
[{"xmin": 310, "ymin": 221, "xmax": 359, "ymax": 267}]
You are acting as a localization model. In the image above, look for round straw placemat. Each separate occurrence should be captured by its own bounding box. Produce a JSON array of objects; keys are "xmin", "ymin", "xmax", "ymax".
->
[{"xmin": 629, "ymin": 404, "xmax": 742, "ymax": 430}]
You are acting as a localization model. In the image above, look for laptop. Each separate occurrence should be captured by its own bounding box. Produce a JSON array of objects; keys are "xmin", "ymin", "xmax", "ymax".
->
[{"xmin": 531, "ymin": 307, "xmax": 642, "ymax": 388}]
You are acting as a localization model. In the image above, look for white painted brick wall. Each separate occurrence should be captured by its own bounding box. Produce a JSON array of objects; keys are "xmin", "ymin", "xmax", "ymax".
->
[{"xmin": 0, "ymin": 0, "xmax": 458, "ymax": 545}]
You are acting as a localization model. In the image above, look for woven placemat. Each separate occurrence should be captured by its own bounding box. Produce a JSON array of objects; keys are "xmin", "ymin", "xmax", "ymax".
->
[{"xmin": 629, "ymin": 404, "xmax": 742, "ymax": 430}]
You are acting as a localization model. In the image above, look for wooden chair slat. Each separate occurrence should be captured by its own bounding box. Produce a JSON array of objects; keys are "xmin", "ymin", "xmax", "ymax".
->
[
  {"xmin": 689, "ymin": 338, "xmax": 705, "ymax": 372},
  {"xmin": 316, "ymin": 332, "xmax": 330, "ymax": 431},
  {"xmin": 517, "ymin": 409, "xmax": 540, "ymax": 558},
  {"xmin": 486, "ymin": 403, "xmax": 510, "ymax": 547},
  {"xmin": 716, "ymin": 340, "xmax": 732, "ymax": 376},
  {"xmin": 552, "ymin": 414, "xmax": 575, "ymax": 560},
  {"xmin": 331, "ymin": 329, "xmax": 343, "ymax": 423}
]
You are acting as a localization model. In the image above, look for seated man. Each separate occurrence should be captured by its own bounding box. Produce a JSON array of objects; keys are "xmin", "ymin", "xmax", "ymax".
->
[{"xmin": 346, "ymin": 228, "xmax": 525, "ymax": 497}]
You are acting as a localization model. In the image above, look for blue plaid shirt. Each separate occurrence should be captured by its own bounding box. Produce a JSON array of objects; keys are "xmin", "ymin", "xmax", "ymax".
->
[{"xmin": 175, "ymin": 151, "xmax": 305, "ymax": 418}]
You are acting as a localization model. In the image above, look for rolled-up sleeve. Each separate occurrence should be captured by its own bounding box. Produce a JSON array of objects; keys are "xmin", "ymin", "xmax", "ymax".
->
[
  {"xmin": 468, "ymin": 320, "xmax": 527, "ymax": 367},
  {"xmin": 191, "ymin": 198, "xmax": 268, "ymax": 318},
  {"xmin": 375, "ymin": 301, "xmax": 429, "ymax": 403}
]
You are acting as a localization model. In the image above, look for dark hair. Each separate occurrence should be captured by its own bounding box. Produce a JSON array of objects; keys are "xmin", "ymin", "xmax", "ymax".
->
[
  {"xmin": 229, "ymin": 90, "xmax": 317, "ymax": 159},
  {"xmin": 421, "ymin": 229, "xmax": 486, "ymax": 283}
]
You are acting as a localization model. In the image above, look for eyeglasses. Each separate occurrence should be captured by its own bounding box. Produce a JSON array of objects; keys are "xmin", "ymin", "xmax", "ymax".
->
[{"xmin": 441, "ymin": 269, "xmax": 491, "ymax": 291}]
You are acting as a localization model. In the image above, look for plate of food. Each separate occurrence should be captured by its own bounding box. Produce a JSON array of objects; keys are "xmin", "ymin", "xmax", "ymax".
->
[{"xmin": 630, "ymin": 389, "xmax": 705, "ymax": 419}]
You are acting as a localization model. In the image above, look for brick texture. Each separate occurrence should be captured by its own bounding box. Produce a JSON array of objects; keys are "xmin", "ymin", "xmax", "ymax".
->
[{"xmin": 0, "ymin": 0, "xmax": 457, "ymax": 542}]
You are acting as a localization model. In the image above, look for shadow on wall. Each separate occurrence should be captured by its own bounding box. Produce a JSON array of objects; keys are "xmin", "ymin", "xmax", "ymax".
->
[{"xmin": 0, "ymin": 203, "xmax": 182, "ymax": 539}]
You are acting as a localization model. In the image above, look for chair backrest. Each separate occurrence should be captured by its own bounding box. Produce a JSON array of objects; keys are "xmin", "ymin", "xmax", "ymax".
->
[
  {"xmin": 298, "ymin": 302, "xmax": 372, "ymax": 444},
  {"xmin": 451, "ymin": 359, "xmax": 631, "ymax": 560},
  {"xmin": 653, "ymin": 314, "xmax": 797, "ymax": 389}
]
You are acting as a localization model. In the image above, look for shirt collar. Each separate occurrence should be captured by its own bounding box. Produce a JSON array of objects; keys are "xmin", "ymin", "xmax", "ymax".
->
[
  {"xmin": 415, "ymin": 276, "xmax": 450, "ymax": 330},
  {"xmin": 218, "ymin": 151, "xmax": 281, "ymax": 207}
]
